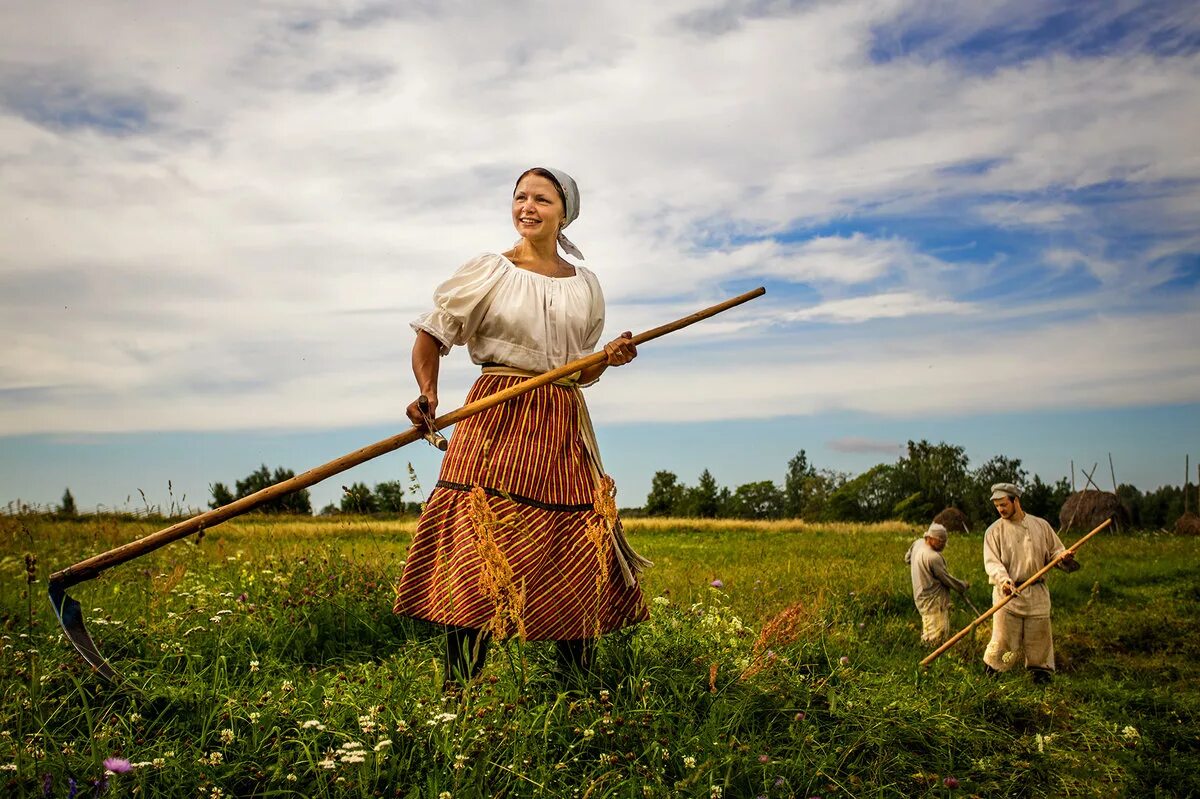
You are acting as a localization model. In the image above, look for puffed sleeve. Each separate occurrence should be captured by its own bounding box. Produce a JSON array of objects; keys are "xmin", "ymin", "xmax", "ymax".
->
[
  {"xmin": 581, "ymin": 267, "xmax": 606, "ymax": 351},
  {"xmin": 410, "ymin": 254, "xmax": 508, "ymax": 355}
]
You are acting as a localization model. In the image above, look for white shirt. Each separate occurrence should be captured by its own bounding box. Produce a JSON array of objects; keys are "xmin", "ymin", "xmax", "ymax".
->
[
  {"xmin": 411, "ymin": 253, "xmax": 605, "ymax": 374},
  {"xmin": 983, "ymin": 514, "xmax": 1065, "ymax": 617}
]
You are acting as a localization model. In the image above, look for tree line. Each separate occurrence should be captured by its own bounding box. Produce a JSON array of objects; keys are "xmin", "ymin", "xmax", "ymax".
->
[
  {"xmin": 208, "ymin": 465, "xmax": 423, "ymax": 517},
  {"xmin": 33, "ymin": 446, "xmax": 1196, "ymax": 529},
  {"xmin": 638, "ymin": 441, "xmax": 1197, "ymax": 529}
]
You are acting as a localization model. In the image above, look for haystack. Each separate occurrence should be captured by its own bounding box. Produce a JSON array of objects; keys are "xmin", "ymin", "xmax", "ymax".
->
[
  {"xmin": 933, "ymin": 507, "xmax": 970, "ymax": 534},
  {"xmin": 1058, "ymin": 490, "xmax": 1130, "ymax": 533},
  {"xmin": 1175, "ymin": 512, "xmax": 1200, "ymax": 536}
]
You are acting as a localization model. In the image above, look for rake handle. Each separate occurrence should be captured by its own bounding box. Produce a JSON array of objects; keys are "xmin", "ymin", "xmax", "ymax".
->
[
  {"xmin": 49, "ymin": 287, "xmax": 766, "ymax": 590},
  {"xmin": 920, "ymin": 517, "xmax": 1111, "ymax": 667}
]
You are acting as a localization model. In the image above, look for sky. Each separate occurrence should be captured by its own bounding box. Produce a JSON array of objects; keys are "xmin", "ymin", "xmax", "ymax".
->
[{"xmin": 2, "ymin": 0, "xmax": 1199, "ymax": 515}]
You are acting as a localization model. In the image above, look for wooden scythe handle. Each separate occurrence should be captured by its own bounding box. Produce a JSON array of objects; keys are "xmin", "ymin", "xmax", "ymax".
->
[
  {"xmin": 49, "ymin": 286, "xmax": 766, "ymax": 590},
  {"xmin": 920, "ymin": 517, "xmax": 1112, "ymax": 667}
]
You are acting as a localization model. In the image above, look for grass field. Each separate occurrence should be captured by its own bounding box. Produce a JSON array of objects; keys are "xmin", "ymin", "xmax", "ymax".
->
[{"xmin": 2, "ymin": 514, "xmax": 1197, "ymax": 798}]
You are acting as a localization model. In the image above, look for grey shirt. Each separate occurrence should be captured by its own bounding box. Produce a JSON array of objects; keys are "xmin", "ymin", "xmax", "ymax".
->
[
  {"xmin": 905, "ymin": 538, "xmax": 969, "ymax": 613},
  {"xmin": 983, "ymin": 513, "xmax": 1065, "ymax": 617}
]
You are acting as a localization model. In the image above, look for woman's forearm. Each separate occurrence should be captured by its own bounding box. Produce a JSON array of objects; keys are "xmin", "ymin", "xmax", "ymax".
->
[
  {"xmin": 412, "ymin": 330, "xmax": 442, "ymax": 398},
  {"xmin": 577, "ymin": 361, "xmax": 609, "ymax": 385}
]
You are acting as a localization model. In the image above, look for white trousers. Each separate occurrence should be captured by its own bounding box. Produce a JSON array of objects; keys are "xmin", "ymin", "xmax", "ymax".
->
[{"xmin": 984, "ymin": 608, "xmax": 1055, "ymax": 671}]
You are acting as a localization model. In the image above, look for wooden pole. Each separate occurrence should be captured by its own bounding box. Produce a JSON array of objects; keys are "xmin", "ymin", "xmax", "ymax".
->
[
  {"xmin": 1108, "ymin": 453, "xmax": 1117, "ymax": 493},
  {"xmin": 920, "ymin": 517, "xmax": 1112, "ymax": 668},
  {"xmin": 50, "ymin": 287, "xmax": 766, "ymax": 590}
]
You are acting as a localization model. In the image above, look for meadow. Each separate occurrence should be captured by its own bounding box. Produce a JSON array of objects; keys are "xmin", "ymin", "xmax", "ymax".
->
[{"xmin": 2, "ymin": 514, "xmax": 1197, "ymax": 798}]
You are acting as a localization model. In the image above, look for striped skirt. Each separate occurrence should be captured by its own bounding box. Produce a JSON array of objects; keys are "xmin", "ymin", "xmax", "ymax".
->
[{"xmin": 393, "ymin": 374, "xmax": 648, "ymax": 641}]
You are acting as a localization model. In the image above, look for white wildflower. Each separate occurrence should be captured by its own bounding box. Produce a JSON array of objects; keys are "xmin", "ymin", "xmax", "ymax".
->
[
  {"xmin": 683, "ymin": 756, "xmax": 696, "ymax": 768},
  {"xmin": 219, "ymin": 728, "xmax": 234, "ymax": 744},
  {"xmin": 249, "ymin": 661, "xmax": 259, "ymax": 672},
  {"xmin": 316, "ymin": 758, "xmax": 336, "ymax": 769},
  {"xmin": 374, "ymin": 739, "xmax": 392, "ymax": 752}
]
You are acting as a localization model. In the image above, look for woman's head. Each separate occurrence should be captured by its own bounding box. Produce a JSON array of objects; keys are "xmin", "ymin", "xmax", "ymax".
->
[{"xmin": 512, "ymin": 167, "xmax": 585, "ymax": 259}]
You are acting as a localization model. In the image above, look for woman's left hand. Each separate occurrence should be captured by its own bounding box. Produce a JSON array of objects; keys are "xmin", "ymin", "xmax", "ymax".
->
[{"xmin": 604, "ymin": 331, "xmax": 637, "ymax": 366}]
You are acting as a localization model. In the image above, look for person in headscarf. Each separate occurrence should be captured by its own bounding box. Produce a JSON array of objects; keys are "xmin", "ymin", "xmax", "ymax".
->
[
  {"xmin": 983, "ymin": 482, "xmax": 1078, "ymax": 684},
  {"xmin": 393, "ymin": 167, "xmax": 650, "ymax": 689},
  {"xmin": 904, "ymin": 522, "xmax": 970, "ymax": 645}
]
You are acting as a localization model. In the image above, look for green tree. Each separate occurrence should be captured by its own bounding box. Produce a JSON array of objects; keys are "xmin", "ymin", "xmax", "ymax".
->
[
  {"xmin": 727, "ymin": 480, "xmax": 785, "ymax": 520},
  {"xmin": 645, "ymin": 471, "xmax": 684, "ymax": 517},
  {"xmin": 59, "ymin": 488, "xmax": 77, "ymax": 517},
  {"xmin": 803, "ymin": 469, "xmax": 847, "ymax": 521},
  {"xmin": 682, "ymin": 469, "xmax": 721, "ymax": 518},
  {"xmin": 891, "ymin": 440, "xmax": 971, "ymax": 523},
  {"xmin": 783, "ymin": 450, "xmax": 817, "ymax": 518},
  {"xmin": 341, "ymin": 482, "xmax": 377, "ymax": 515},
  {"xmin": 825, "ymin": 464, "xmax": 897, "ymax": 522},
  {"xmin": 373, "ymin": 480, "xmax": 408, "ymax": 514},
  {"xmin": 208, "ymin": 482, "xmax": 235, "ymax": 510},
  {"xmin": 232, "ymin": 465, "xmax": 312, "ymax": 515}
]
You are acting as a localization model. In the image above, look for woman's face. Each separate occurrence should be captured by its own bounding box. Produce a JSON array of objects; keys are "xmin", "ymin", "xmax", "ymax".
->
[{"xmin": 512, "ymin": 173, "xmax": 565, "ymax": 243}]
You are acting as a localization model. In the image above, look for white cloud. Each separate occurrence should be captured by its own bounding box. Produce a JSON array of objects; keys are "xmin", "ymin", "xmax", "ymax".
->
[{"xmin": 785, "ymin": 291, "xmax": 974, "ymax": 323}]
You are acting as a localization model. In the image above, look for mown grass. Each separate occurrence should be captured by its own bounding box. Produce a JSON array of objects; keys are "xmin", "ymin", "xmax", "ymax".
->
[{"xmin": 1, "ymin": 514, "xmax": 1197, "ymax": 798}]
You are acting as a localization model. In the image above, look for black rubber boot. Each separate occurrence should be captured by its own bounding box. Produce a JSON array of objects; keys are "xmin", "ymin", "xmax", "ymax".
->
[
  {"xmin": 1030, "ymin": 668, "xmax": 1053, "ymax": 685},
  {"xmin": 443, "ymin": 625, "xmax": 490, "ymax": 690}
]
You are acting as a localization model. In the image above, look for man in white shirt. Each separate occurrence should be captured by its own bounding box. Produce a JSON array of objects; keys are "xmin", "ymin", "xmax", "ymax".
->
[
  {"xmin": 983, "ymin": 482, "xmax": 1077, "ymax": 684},
  {"xmin": 905, "ymin": 522, "xmax": 970, "ymax": 645}
]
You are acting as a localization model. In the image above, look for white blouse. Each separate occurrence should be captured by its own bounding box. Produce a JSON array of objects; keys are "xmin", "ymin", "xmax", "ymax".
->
[{"xmin": 411, "ymin": 253, "xmax": 606, "ymax": 373}]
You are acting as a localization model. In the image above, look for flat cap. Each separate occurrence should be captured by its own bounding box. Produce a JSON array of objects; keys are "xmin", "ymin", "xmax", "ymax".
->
[
  {"xmin": 925, "ymin": 522, "xmax": 949, "ymax": 540},
  {"xmin": 990, "ymin": 482, "xmax": 1021, "ymax": 500}
]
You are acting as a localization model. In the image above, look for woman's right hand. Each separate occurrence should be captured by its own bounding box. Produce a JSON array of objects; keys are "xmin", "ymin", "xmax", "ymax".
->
[{"xmin": 406, "ymin": 393, "xmax": 438, "ymax": 431}]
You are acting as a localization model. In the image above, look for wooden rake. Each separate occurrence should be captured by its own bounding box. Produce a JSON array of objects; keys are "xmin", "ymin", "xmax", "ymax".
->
[{"xmin": 49, "ymin": 287, "xmax": 766, "ymax": 681}]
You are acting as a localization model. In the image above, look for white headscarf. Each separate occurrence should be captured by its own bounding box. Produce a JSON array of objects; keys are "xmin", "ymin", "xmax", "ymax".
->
[{"xmin": 525, "ymin": 166, "xmax": 584, "ymax": 261}]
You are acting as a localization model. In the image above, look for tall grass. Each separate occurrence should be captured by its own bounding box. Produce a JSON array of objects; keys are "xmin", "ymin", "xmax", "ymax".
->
[{"xmin": 1, "ymin": 514, "xmax": 1196, "ymax": 797}]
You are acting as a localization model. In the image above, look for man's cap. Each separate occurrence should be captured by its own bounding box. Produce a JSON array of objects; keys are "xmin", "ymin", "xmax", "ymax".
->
[
  {"xmin": 990, "ymin": 482, "xmax": 1022, "ymax": 500},
  {"xmin": 925, "ymin": 522, "xmax": 949, "ymax": 540}
]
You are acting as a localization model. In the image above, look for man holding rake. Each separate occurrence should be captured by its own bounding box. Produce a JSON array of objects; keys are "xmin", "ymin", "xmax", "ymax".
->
[
  {"xmin": 905, "ymin": 522, "xmax": 970, "ymax": 646},
  {"xmin": 983, "ymin": 482, "xmax": 1078, "ymax": 684}
]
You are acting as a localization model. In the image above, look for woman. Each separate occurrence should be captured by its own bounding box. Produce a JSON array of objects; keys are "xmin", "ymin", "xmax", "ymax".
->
[{"xmin": 393, "ymin": 167, "xmax": 650, "ymax": 686}]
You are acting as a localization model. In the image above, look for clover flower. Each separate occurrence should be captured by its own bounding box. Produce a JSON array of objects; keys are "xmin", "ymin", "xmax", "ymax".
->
[{"xmin": 709, "ymin": 579, "xmax": 724, "ymax": 589}]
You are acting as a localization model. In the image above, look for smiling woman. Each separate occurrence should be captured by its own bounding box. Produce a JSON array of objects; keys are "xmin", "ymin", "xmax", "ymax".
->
[{"xmin": 392, "ymin": 167, "xmax": 652, "ymax": 689}]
